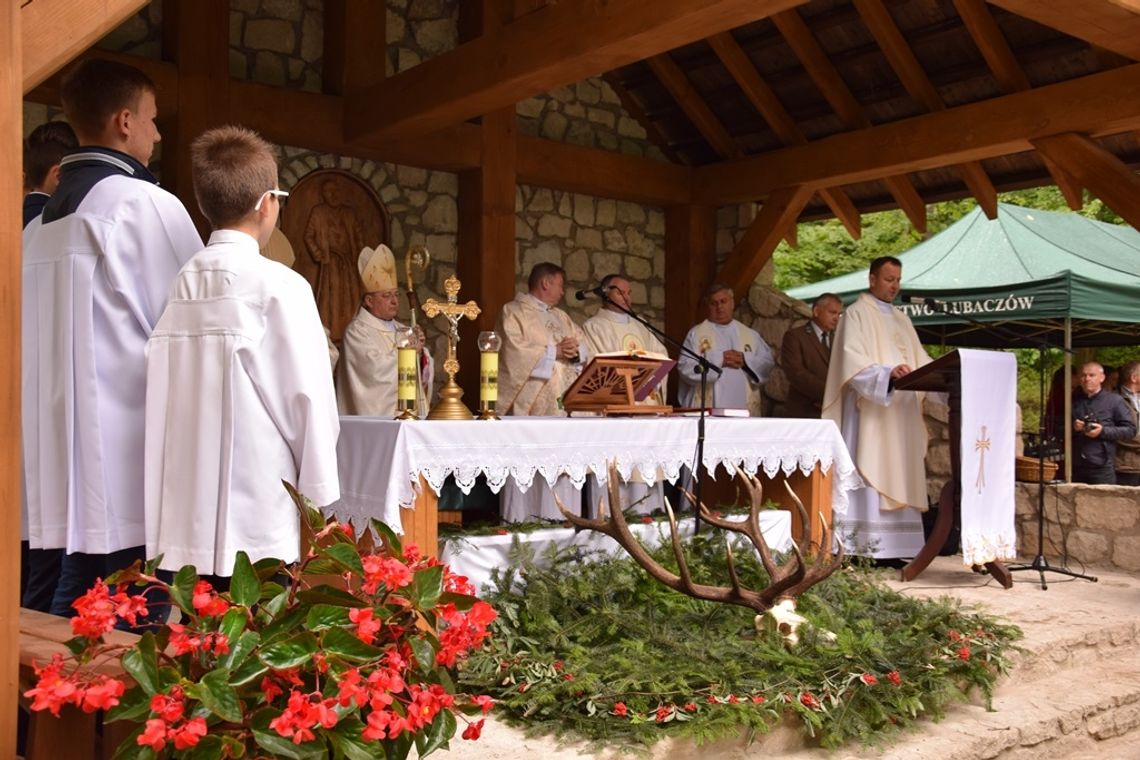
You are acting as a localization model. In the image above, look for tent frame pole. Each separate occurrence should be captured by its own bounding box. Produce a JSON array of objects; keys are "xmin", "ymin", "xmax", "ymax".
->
[{"xmin": 1063, "ymin": 319, "xmax": 1072, "ymax": 483}]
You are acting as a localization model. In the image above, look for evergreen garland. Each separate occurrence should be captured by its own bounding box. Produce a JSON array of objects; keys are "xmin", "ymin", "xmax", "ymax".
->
[{"xmin": 458, "ymin": 532, "xmax": 1022, "ymax": 750}]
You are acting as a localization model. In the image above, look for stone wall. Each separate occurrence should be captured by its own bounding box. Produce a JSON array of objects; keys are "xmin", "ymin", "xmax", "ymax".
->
[
  {"xmin": 1015, "ymin": 483, "xmax": 1140, "ymax": 572},
  {"xmin": 231, "ymin": 0, "xmax": 324, "ymax": 91}
]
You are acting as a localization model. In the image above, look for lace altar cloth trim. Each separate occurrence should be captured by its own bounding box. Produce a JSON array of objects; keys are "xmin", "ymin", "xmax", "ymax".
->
[{"xmin": 331, "ymin": 416, "xmax": 863, "ymax": 531}]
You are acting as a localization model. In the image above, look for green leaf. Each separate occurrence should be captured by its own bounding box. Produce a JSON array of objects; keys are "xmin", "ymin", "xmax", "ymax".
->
[
  {"xmin": 320, "ymin": 626, "xmax": 383, "ymax": 662},
  {"xmin": 408, "ymin": 635, "xmax": 437, "ymax": 672},
  {"xmin": 254, "ymin": 556, "xmax": 285, "ymax": 580},
  {"xmin": 188, "ymin": 668, "xmax": 243, "ymax": 723},
  {"xmin": 418, "ymin": 709, "xmax": 456, "ymax": 757},
  {"xmin": 370, "ymin": 518, "xmax": 402, "ymax": 555},
  {"xmin": 65, "ymin": 635, "xmax": 94, "ymax": 657},
  {"xmin": 169, "ymin": 565, "xmax": 200, "ymax": 613},
  {"xmin": 110, "ymin": 723, "xmax": 155, "ymax": 760},
  {"xmin": 230, "ymin": 551, "xmax": 261, "ymax": 607},
  {"xmin": 259, "ymin": 631, "xmax": 319, "ymax": 670},
  {"xmin": 182, "ymin": 734, "xmax": 226, "ymax": 760},
  {"xmin": 259, "ymin": 607, "xmax": 307, "ymax": 646},
  {"xmin": 120, "ymin": 631, "xmax": 161, "ymax": 695},
  {"xmin": 252, "ymin": 729, "xmax": 327, "ymax": 760},
  {"xmin": 230, "ymin": 655, "xmax": 269, "ymax": 687},
  {"xmin": 219, "ymin": 606, "xmax": 249, "ymax": 642},
  {"xmin": 438, "ymin": 592, "xmax": 478, "ymax": 611},
  {"xmin": 104, "ymin": 685, "xmax": 153, "ymax": 723},
  {"xmin": 326, "ymin": 717, "xmax": 380, "ymax": 760},
  {"xmin": 322, "ymin": 542, "xmax": 365, "ymax": 575},
  {"xmin": 306, "ymin": 604, "xmax": 351, "ymax": 630},
  {"xmin": 284, "ymin": 480, "xmax": 326, "ymax": 535},
  {"xmin": 410, "ymin": 564, "xmax": 444, "ymax": 610},
  {"xmin": 218, "ymin": 629, "xmax": 261, "ymax": 671},
  {"xmin": 297, "ymin": 585, "xmax": 367, "ymax": 608}
]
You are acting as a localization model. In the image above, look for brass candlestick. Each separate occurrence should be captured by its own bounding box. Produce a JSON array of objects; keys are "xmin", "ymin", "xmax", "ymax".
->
[
  {"xmin": 422, "ymin": 275, "xmax": 481, "ymax": 420},
  {"xmin": 477, "ymin": 330, "xmax": 502, "ymax": 420}
]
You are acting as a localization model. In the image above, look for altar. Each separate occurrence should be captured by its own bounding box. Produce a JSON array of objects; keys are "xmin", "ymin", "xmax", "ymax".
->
[{"xmin": 331, "ymin": 416, "xmax": 862, "ymax": 557}]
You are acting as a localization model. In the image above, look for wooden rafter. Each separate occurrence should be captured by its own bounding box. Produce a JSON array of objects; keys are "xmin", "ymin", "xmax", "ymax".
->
[
  {"xmin": 771, "ymin": 9, "xmax": 927, "ymax": 232},
  {"xmin": 954, "ymin": 0, "xmax": 1083, "ymax": 209},
  {"xmin": 647, "ymin": 53, "xmax": 741, "ymax": 159},
  {"xmin": 323, "ymin": 0, "xmax": 387, "ymax": 95},
  {"xmin": 853, "ymin": 0, "xmax": 998, "ymax": 218},
  {"xmin": 709, "ymin": 31, "xmax": 861, "ymax": 239},
  {"xmin": 692, "ymin": 63, "xmax": 1140, "ymax": 204},
  {"xmin": 1032, "ymin": 133, "xmax": 1140, "ymax": 229},
  {"xmin": 600, "ymin": 72, "xmax": 686, "ymax": 164},
  {"xmin": 21, "ymin": 0, "xmax": 149, "ymax": 93},
  {"xmin": 715, "ymin": 186, "xmax": 814, "ymax": 299},
  {"xmin": 986, "ymin": 0, "xmax": 1140, "ymax": 61},
  {"xmin": 343, "ymin": 0, "xmax": 808, "ymax": 143}
]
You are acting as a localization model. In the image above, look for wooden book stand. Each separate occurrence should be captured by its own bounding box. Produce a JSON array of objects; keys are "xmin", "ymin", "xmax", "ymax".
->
[{"xmin": 562, "ymin": 353, "xmax": 674, "ymax": 416}]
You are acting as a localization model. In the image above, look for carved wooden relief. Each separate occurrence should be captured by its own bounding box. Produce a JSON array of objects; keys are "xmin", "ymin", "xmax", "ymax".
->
[{"xmin": 280, "ymin": 169, "xmax": 389, "ymax": 340}]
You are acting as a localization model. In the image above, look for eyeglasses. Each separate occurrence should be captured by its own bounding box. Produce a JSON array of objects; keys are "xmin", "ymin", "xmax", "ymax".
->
[{"xmin": 254, "ymin": 188, "xmax": 289, "ymax": 212}]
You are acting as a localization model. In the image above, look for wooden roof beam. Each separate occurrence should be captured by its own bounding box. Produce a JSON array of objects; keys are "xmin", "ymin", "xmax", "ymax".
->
[
  {"xmin": 771, "ymin": 9, "xmax": 927, "ymax": 232},
  {"xmin": 986, "ymin": 0, "xmax": 1140, "ymax": 61},
  {"xmin": 709, "ymin": 32, "xmax": 861, "ymax": 239},
  {"xmin": 1032, "ymin": 133, "xmax": 1140, "ymax": 229},
  {"xmin": 323, "ymin": 0, "xmax": 387, "ymax": 96},
  {"xmin": 647, "ymin": 53, "xmax": 741, "ymax": 160},
  {"xmin": 715, "ymin": 185, "xmax": 814, "ymax": 299},
  {"xmin": 692, "ymin": 63, "xmax": 1140, "ymax": 204},
  {"xmin": 343, "ymin": 0, "xmax": 808, "ymax": 143},
  {"xmin": 854, "ymin": 0, "xmax": 998, "ymax": 218},
  {"xmin": 21, "ymin": 0, "xmax": 149, "ymax": 93},
  {"xmin": 954, "ymin": 0, "xmax": 1083, "ymax": 209}
]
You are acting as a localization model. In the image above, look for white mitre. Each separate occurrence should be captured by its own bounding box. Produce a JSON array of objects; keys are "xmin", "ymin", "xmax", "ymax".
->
[{"xmin": 358, "ymin": 244, "xmax": 397, "ymax": 293}]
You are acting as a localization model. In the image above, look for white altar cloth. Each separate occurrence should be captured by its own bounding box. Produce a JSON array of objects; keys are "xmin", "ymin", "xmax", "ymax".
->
[
  {"xmin": 439, "ymin": 513, "xmax": 793, "ymax": 594},
  {"xmin": 332, "ymin": 417, "xmax": 862, "ymax": 532}
]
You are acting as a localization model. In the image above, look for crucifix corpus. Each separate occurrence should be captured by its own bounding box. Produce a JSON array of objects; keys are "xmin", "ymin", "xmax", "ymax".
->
[{"xmin": 422, "ymin": 274, "xmax": 481, "ymax": 420}]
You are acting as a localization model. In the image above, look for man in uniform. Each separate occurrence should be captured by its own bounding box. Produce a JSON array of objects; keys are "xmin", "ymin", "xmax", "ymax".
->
[
  {"xmin": 781, "ymin": 293, "xmax": 842, "ymax": 418},
  {"xmin": 336, "ymin": 244, "xmax": 433, "ymax": 417},
  {"xmin": 496, "ymin": 263, "xmax": 589, "ymax": 520},
  {"xmin": 22, "ymin": 59, "xmax": 202, "ymax": 616},
  {"xmin": 677, "ymin": 283, "xmax": 774, "ymax": 415},
  {"xmin": 822, "ymin": 256, "xmax": 931, "ymax": 559}
]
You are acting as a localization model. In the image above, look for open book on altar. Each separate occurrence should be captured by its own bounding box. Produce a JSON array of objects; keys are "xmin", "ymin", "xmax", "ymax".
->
[{"xmin": 562, "ymin": 350, "xmax": 675, "ymax": 415}]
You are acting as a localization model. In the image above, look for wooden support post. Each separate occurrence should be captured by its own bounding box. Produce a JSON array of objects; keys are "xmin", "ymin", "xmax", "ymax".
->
[
  {"xmin": 323, "ymin": 0, "xmax": 387, "ymax": 95},
  {"xmin": 161, "ymin": 0, "xmax": 230, "ymax": 232},
  {"xmin": 715, "ymin": 185, "xmax": 814, "ymax": 300},
  {"xmin": 664, "ymin": 205, "xmax": 716, "ymax": 403},
  {"xmin": 1, "ymin": 3, "xmax": 21, "ymax": 755}
]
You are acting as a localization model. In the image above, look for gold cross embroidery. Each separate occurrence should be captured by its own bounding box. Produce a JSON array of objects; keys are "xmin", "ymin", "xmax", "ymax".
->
[{"xmin": 974, "ymin": 425, "xmax": 991, "ymax": 494}]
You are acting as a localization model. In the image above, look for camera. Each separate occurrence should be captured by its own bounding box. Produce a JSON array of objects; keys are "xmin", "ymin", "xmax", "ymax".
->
[{"xmin": 1078, "ymin": 413, "xmax": 1100, "ymax": 435}]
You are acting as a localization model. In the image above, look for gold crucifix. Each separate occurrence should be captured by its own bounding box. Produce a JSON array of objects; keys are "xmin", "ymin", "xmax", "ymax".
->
[
  {"xmin": 974, "ymin": 425, "xmax": 991, "ymax": 494},
  {"xmin": 421, "ymin": 274, "xmax": 481, "ymax": 420}
]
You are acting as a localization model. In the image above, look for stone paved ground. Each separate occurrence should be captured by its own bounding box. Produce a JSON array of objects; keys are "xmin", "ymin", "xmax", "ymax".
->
[{"xmin": 435, "ymin": 556, "xmax": 1140, "ymax": 759}]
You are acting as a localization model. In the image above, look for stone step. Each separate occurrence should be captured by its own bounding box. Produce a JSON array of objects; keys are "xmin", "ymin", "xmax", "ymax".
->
[{"xmin": 1003, "ymin": 618, "xmax": 1140, "ymax": 685}]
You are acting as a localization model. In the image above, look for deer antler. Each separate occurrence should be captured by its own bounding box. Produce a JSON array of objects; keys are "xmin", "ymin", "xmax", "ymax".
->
[{"xmin": 556, "ymin": 462, "xmax": 842, "ymax": 616}]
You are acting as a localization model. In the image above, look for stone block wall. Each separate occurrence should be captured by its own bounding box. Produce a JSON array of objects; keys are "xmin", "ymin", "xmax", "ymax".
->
[{"xmin": 1015, "ymin": 483, "xmax": 1140, "ymax": 572}]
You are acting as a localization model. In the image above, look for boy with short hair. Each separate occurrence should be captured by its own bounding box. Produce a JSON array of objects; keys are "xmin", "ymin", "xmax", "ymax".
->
[{"xmin": 144, "ymin": 125, "xmax": 340, "ymax": 577}]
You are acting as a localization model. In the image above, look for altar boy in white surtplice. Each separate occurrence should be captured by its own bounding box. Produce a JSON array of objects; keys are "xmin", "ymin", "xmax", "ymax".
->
[
  {"xmin": 582, "ymin": 273, "xmax": 667, "ymax": 516},
  {"xmin": 496, "ymin": 263, "xmax": 590, "ymax": 522},
  {"xmin": 144, "ymin": 126, "xmax": 340, "ymax": 577}
]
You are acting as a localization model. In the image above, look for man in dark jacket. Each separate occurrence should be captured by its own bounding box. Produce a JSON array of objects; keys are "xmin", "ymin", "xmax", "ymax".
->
[
  {"xmin": 1072, "ymin": 362, "xmax": 1136, "ymax": 484},
  {"xmin": 781, "ymin": 293, "xmax": 842, "ymax": 418}
]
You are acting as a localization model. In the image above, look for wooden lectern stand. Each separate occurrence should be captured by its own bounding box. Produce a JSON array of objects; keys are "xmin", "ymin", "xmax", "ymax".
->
[
  {"xmin": 892, "ymin": 350, "xmax": 1013, "ymax": 589},
  {"xmin": 563, "ymin": 353, "xmax": 674, "ymax": 415}
]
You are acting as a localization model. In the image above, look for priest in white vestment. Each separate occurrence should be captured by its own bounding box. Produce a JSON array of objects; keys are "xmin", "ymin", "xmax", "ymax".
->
[
  {"xmin": 582, "ymin": 274, "xmax": 667, "ymax": 515},
  {"xmin": 496, "ymin": 263, "xmax": 590, "ymax": 521},
  {"xmin": 336, "ymin": 244, "xmax": 434, "ymax": 417},
  {"xmin": 146, "ymin": 126, "xmax": 340, "ymax": 577},
  {"xmin": 22, "ymin": 60, "xmax": 202, "ymax": 615},
  {"xmin": 677, "ymin": 284, "xmax": 774, "ymax": 415},
  {"xmin": 822, "ymin": 256, "xmax": 931, "ymax": 559}
]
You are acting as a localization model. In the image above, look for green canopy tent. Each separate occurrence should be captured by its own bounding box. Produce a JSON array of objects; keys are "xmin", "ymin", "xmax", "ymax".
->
[
  {"xmin": 787, "ymin": 203, "xmax": 1140, "ymax": 349},
  {"xmin": 786, "ymin": 203, "xmax": 1140, "ymax": 480}
]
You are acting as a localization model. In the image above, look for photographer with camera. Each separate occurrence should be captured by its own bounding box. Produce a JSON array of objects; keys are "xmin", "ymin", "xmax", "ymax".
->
[{"xmin": 1072, "ymin": 361, "xmax": 1136, "ymax": 484}]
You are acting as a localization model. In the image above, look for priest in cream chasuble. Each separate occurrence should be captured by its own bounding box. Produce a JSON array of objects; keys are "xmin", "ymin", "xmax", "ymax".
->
[
  {"xmin": 581, "ymin": 274, "xmax": 667, "ymax": 515},
  {"xmin": 336, "ymin": 244, "xmax": 433, "ymax": 417},
  {"xmin": 822, "ymin": 256, "xmax": 931, "ymax": 559},
  {"xmin": 496, "ymin": 263, "xmax": 589, "ymax": 521}
]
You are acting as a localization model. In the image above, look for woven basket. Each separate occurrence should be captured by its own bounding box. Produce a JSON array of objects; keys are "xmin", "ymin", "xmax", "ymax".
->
[{"xmin": 1015, "ymin": 455, "xmax": 1058, "ymax": 482}]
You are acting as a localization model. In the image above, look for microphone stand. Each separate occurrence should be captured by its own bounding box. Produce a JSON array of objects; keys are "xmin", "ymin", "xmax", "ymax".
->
[
  {"xmin": 595, "ymin": 291, "xmax": 722, "ymax": 532},
  {"xmin": 906, "ymin": 298, "xmax": 1093, "ymax": 589}
]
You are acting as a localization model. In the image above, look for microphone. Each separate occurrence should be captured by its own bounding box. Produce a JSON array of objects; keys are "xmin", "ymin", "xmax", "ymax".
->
[
  {"xmin": 575, "ymin": 285, "xmax": 607, "ymax": 301},
  {"xmin": 900, "ymin": 293, "xmax": 948, "ymax": 310}
]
